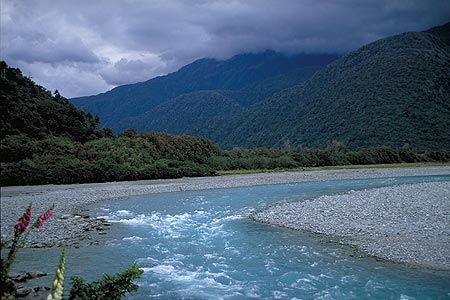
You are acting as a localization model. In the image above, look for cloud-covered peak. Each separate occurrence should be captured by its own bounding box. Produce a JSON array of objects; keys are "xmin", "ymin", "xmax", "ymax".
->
[{"xmin": 2, "ymin": 0, "xmax": 449, "ymax": 98}]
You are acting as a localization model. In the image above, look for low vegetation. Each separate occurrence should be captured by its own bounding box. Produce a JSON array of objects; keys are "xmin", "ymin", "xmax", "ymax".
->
[
  {"xmin": 1, "ymin": 131, "xmax": 449, "ymax": 186},
  {"xmin": 0, "ymin": 205, "xmax": 143, "ymax": 300}
]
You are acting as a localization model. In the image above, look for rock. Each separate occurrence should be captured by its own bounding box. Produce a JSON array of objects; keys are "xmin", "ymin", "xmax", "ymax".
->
[
  {"xmin": 17, "ymin": 286, "xmax": 50, "ymax": 300},
  {"xmin": 59, "ymin": 214, "xmax": 71, "ymax": 220},
  {"xmin": 16, "ymin": 287, "xmax": 33, "ymax": 297},
  {"xmin": 8, "ymin": 271, "xmax": 47, "ymax": 283},
  {"xmin": 26, "ymin": 271, "xmax": 47, "ymax": 279}
]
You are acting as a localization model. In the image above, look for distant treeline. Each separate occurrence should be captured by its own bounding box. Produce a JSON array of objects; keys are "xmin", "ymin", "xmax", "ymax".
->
[
  {"xmin": 211, "ymin": 142, "xmax": 450, "ymax": 171},
  {"xmin": 1, "ymin": 132, "xmax": 449, "ymax": 186}
]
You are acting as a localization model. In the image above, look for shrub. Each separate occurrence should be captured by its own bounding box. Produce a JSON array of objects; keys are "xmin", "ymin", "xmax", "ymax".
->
[
  {"xmin": 69, "ymin": 265, "xmax": 143, "ymax": 300},
  {"xmin": 0, "ymin": 205, "xmax": 143, "ymax": 300}
]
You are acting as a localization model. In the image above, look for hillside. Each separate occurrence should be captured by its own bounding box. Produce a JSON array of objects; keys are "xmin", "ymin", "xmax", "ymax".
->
[
  {"xmin": 70, "ymin": 52, "xmax": 338, "ymax": 131},
  {"xmin": 211, "ymin": 22, "xmax": 450, "ymax": 150},
  {"xmin": 122, "ymin": 90, "xmax": 242, "ymax": 135},
  {"xmin": 117, "ymin": 66, "xmax": 322, "ymax": 133},
  {"xmin": 0, "ymin": 61, "xmax": 105, "ymax": 142},
  {"xmin": 0, "ymin": 62, "xmax": 221, "ymax": 185}
]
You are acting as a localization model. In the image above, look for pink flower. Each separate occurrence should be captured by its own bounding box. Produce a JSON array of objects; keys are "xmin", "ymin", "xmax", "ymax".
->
[
  {"xmin": 14, "ymin": 205, "xmax": 32, "ymax": 235},
  {"xmin": 35, "ymin": 208, "xmax": 54, "ymax": 228}
]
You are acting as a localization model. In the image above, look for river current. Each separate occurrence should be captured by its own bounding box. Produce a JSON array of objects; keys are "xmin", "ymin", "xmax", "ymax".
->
[{"xmin": 11, "ymin": 175, "xmax": 450, "ymax": 299}]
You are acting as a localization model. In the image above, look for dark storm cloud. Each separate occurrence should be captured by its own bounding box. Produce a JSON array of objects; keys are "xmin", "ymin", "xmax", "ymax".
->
[
  {"xmin": 7, "ymin": 35, "xmax": 99, "ymax": 64},
  {"xmin": 1, "ymin": 0, "xmax": 449, "ymax": 97}
]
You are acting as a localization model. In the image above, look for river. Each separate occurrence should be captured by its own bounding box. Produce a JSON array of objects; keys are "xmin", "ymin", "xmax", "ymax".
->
[{"xmin": 10, "ymin": 175, "xmax": 450, "ymax": 299}]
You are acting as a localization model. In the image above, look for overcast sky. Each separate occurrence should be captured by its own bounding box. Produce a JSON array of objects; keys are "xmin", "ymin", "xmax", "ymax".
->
[{"xmin": 1, "ymin": 0, "xmax": 449, "ymax": 98}]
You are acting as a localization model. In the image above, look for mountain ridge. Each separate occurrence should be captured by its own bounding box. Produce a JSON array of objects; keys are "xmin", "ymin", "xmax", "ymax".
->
[
  {"xmin": 212, "ymin": 23, "xmax": 450, "ymax": 150},
  {"xmin": 70, "ymin": 51, "xmax": 338, "ymax": 130}
]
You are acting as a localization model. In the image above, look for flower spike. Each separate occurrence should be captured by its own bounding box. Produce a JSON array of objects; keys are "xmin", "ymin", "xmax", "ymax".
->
[
  {"xmin": 35, "ymin": 205, "xmax": 55, "ymax": 228},
  {"xmin": 14, "ymin": 204, "xmax": 32, "ymax": 235},
  {"xmin": 47, "ymin": 243, "xmax": 65, "ymax": 300}
]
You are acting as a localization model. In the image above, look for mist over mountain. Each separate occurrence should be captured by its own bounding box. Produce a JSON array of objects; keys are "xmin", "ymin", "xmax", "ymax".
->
[{"xmin": 212, "ymin": 22, "xmax": 450, "ymax": 150}]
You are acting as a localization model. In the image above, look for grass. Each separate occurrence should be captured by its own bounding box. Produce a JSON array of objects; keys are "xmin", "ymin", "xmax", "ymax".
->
[{"xmin": 217, "ymin": 162, "xmax": 450, "ymax": 176}]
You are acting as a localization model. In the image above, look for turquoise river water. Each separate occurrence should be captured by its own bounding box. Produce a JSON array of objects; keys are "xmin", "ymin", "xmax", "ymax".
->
[{"xmin": 11, "ymin": 175, "xmax": 450, "ymax": 299}]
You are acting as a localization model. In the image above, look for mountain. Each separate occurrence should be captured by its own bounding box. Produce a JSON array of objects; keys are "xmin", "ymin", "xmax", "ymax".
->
[
  {"xmin": 70, "ymin": 23, "xmax": 450, "ymax": 151},
  {"xmin": 70, "ymin": 51, "xmax": 338, "ymax": 131},
  {"xmin": 0, "ymin": 61, "xmax": 106, "ymax": 142},
  {"xmin": 117, "ymin": 66, "xmax": 322, "ymax": 133},
  {"xmin": 208, "ymin": 22, "xmax": 450, "ymax": 150},
  {"xmin": 122, "ymin": 90, "xmax": 242, "ymax": 135}
]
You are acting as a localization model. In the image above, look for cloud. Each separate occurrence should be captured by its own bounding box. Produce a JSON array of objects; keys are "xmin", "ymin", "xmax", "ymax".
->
[
  {"xmin": 6, "ymin": 35, "xmax": 99, "ymax": 65},
  {"xmin": 99, "ymin": 56, "xmax": 167, "ymax": 86},
  {"xmin": 1, "ymin": 0, "xmax": 449, "ymax": 98}
]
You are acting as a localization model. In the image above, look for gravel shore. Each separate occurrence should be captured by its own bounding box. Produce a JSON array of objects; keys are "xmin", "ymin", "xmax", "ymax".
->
[
  {"xmin": 1, "ymin": 166, "xmax": 449, "ymax": 264},
  {"xmin": 251, "ymin": 180, "xmax": 450, "ymax": 270}
]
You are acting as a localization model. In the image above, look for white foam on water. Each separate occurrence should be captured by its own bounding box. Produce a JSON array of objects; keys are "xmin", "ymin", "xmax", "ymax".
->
[
  {"xmin": 116, "ymin": 209, "xmax": 133, "ymax": 216},
  {"xmin": 150, "ymin": 264, "xmax": 177, "ymax": 275},
  {"xmin": 364, "ymin": 279, "xmax": 385, "ymax": 290},
  {"xmin": 211, "ymin": 214, "xmax": 245, "ymax": 224},
  {"xmin": 122, "ymin": 236, "xmax": 145, "ymax": 241},
  {"xmin": 340, "ymin": 274, "xmax": 357, "ymax": 284},
  {"xmin": 273, "ymin": 290, "xmax": 288, "ymax": 299},
  {"xmin": 400, "ymin": 295, "xmax": 417, "ymax": 300},
  {"xmin": 116, "ymin": 214, "xmax": 150, "ymax": 225},
  {"xmin": 134, "ymin": 257, "xmax": 160, "ymax": 270},
  {"xmin": 88, "ymin": 176, "xmax": 450, "ymax": 299}
]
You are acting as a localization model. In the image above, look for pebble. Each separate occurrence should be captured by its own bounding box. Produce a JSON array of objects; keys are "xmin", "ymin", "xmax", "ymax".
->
[{"xmin": 251, "ymin": 181, "xmax": 450, "ymax": 270}]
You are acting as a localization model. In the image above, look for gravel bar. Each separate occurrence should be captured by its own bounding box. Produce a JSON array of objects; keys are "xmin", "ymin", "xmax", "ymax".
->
[
  {"xmin": 1, "ymin": 166, "xmax": 449, "ymax": 251},
  {"xmin": 251, "ymin": 180, "xmax": 450, "ymax": 270}
]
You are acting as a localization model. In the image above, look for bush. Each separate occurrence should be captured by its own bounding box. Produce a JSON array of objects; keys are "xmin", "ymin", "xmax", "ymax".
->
[
  {"xmin": 399, "ymin": 144, "xmax": 422, "ymax": 163},
  {"xmin": 425, "ymin": 150, "xmax": 450, "ymax": 162},
  {"xmin": 349, "ymin": 146, "xmax": 401, "ymax": 165},
  {"xmin": 69, "ymin": 264, "xmax": 144, "ymax": 300},
  {"xmin": 0, "ymin": 134, "xmax": 37, "ymax": 163}
]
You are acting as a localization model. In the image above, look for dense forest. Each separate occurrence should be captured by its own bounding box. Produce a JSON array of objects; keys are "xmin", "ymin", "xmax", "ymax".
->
[
  {"xmin": 71, "ymin": 51, "xmax": 338, "ymax": 132},
  {"xmin": 207, "ymin": 22, "xmax": 450, "ymax": 150},
  {"xmin": 1, "ymin": 62, "xmax": 449, "ymax": 186}
]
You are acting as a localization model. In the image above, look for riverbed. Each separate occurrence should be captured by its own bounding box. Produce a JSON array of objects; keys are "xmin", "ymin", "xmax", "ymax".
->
[{"xmin": 1, "ymin": 167, "xmax": 450, "ymax": 299}]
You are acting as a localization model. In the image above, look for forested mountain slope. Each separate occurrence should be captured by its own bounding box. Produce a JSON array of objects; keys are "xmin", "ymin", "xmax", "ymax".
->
[
  {"xmin": 0, "ymin": 61, "xmax": 105, "ymax": 142},
  {"xmin": 212, "ymin": 22, "xmax": 450, "ymax": 150},
  {"xmin": 118, "ymin": 66, "xmax": 321, "ymax": 133},
  {"xmin": 70, "ymin": 52, "xmax": 337, "ymax": 131},
  {"xmin": 0, "ymin": 62, "xmax": 220, "ymax": 185}
]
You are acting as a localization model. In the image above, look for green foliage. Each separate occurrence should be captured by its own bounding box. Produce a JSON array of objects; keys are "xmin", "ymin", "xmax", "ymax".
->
[
  {"xmin": 0, "ymin": 62, "xmax": 104, "ymax": 142},
  {"xmin": 0, "ymin": 134, "xmax": 37, "ymax": 162},
  {"xmin": 347, "ymin": 146, "xmax": 401, "ymax": 165},
  {"xmin": 70, "ymin": 52, "xmax": 337, "ymax": 133},
  {"xmin": 211, "ymin": 23, "xmax": 450, "ymax": 151},
  {"xmin": 399, "ymin": 144, "xmax": 423, "ymax": 163},
  {"xmin": 1, "ymin": 133, "xmax": 219, "ymax": 185},
  {"xmin": 69, "ymin": 264, "xmax": 143, "ymax": 300},
  {"xmin": 0, "ymin": 258, "xmax": 16, "ymax": 299},
  {"xmin": 207, "ymin": 144, "xmax": 450, "ymax": 172}
]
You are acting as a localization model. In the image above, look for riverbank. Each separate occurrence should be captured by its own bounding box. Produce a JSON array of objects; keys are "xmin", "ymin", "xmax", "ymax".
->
[
  {"xmin": 1, "ymin": 166, "xmax": 449, "ymax": 254},
  {"xmin": 251, "ymin": 181, "xmax": 450, "ymax": 270}
]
